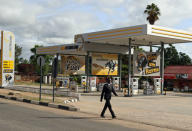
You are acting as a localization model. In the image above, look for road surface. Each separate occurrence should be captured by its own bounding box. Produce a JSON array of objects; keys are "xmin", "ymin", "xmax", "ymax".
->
[{"xmin": 0, "ymin": 98, "xmax": 174, "ymax": 131}]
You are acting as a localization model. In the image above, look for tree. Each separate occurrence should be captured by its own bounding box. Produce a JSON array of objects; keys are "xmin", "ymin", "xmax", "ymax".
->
[
  {"xmin": 30, "ymin": 45, "xmax": 53, "ymax": 75},
  {"xmin": 15, "ymin": 44, "xmax": 23, "ymax": 71},
  {"xmin": 121, "ymin": 55, "xmax": 129, "ymax": 77},
  {"xmin": 20, "ymin": 58, "xmax": 29, "ymax": 64},
  {"xmin": 164, "ymin": 44, "xmax": 180, "ymax": 66},
  {"xmin": 178, "ymin": 52, "xmax": 192, "ymax": 65},
  {"xmin": 144, "ymin": 3, "xmax": 161, "ymax": 25},
  {"xmin": 164, "ymin": 44, "xmax": 192, "ymax": 67}
]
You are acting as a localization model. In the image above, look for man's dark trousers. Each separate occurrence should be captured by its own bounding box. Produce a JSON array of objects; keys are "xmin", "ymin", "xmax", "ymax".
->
[{"xmin": 101, "ymin": 99, "xmax": 115, "ymax": 117}]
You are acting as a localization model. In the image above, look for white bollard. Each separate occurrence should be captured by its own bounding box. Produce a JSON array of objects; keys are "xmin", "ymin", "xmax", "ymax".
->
[
  {"xmin": 75, "ymin": 85, "xmax": 78, "ymax": 93},
  {"xmin": 48, "ymin": 76, "xmax": 52, "ymax": 84},
  {"xmin": 44, "ymin": 76, "xmax": 47, "ymax": 84}
]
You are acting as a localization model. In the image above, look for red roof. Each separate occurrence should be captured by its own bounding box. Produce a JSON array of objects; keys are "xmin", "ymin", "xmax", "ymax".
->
[{"xmin": 165, "ymin": 66, "xmax": 192, "ymax": 74}]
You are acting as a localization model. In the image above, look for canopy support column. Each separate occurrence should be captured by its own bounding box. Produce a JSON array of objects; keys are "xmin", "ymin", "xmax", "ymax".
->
[
  {"xmin": 150, "ymin": 46, "xmax": 152, "ymax": 52},
  {"xmin": 86, "ymin": 51, "xmax": 90, "ymax": 93},
  {"xmin": 128, "ymin": 38, "xmax": 132, "ymax": 96},
  {"xmin": 119, "ymin": 54, "xmax": 122, "ymax": 91},
  {"xmin": 160, "ymin": 42, "xmax": 164, "ymax": 95},
  {"xmin": 53, "ymin": 53, "xmax": 59, "ymax": 102}
]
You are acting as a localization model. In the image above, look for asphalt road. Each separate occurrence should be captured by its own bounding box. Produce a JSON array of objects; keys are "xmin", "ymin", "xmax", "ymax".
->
[{"xmin": 0, "ymin": 99, "xmax": 145, "ymax": 131}]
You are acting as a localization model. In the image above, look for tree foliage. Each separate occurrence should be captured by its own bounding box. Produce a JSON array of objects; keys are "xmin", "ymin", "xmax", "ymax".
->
[
  {"xmin": 20, "ymin": 58, "xmax": 29, "ymax": 64},
  {"xmin": 144, "ymin": 3, "xmax": 160, "ymax": 25},
  {"xmin": 164, "ymin": 44, "xmax": 191, "ymax": 66},
  {"xmin": 30, "ymin": 45, "xmax": 53, "ymax": 75},
  {"xmin": 179, "ymin": 52, "xmax": 192, "ymax": 65},
  {"xmin": 121, "ymin": 55, "xmax": 128, "ymax": 77},
  {"xmin": 15, "ymin": 44, "xmax": 23, "ymax": 71}
]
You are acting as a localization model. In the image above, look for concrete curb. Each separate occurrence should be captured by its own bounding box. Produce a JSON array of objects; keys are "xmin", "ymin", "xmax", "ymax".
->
[
  {"xmin": 48, "ymin": 103, "xmax": 59, "ymax": 108},
  {"xmin": 0, "ymin": 95, "xmax": 5, "ymax": 98},
  {"xmin": 0, "ymin": 94, "xmax": 79, "ymax": 112},
  {"xmin": 31, "ymin": 100, "xmax": 40, "ymax": 105}
]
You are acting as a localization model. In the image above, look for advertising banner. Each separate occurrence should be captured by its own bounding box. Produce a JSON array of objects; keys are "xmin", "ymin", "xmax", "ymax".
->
[
  {"xmin": 133, "ymin": 51, "xmax": 160, "ymax": 76},
  {"xmin": 92, "ymin": 53, "xmax": 118, "ymax": 76},
  {"xmin": 61, "ymin": 55, "xmax": 85, "ymax": 75},
  {"xmin": 0, "ymin": 31, "xmax": 15, "ymax": 87}
]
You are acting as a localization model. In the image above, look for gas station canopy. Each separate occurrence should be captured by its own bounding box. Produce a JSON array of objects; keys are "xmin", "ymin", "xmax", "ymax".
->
[
  {"xmin": 37, "ymin": 24, "xmax": 192, "ymax": 55},
  {"xmin": 75, "ymin": 24, "xmax": 192, "ymax": 45}
]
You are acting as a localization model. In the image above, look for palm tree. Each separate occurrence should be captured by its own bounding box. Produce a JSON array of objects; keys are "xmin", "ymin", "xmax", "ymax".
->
[{"xmin": 144, "ymin": 3, "xmax": 160, "ymax": 25}]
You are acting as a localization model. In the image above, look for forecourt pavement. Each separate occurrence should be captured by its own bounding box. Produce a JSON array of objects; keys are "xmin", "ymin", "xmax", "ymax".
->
[{"xmin": 69, "ymin": 94, "xmax": 192, "ymax": 131}]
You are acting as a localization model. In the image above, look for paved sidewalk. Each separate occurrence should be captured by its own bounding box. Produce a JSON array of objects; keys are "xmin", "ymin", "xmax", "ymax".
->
[{"xmin": 69, "ymin": 94, "xmax": 192, "ymax": 131}]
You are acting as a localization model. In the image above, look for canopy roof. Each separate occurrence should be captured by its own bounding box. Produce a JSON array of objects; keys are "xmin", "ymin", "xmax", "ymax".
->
[
  {"xmin": 75, "ymin": 24, "xmax": 192, "ymax": 46},
  {"xmin": 36, "ymin": 43, "xmax": 129, "ymax": 55},
  {"xmin": 37, "ymin": 24, "xmax": 192, "ymax": 55},
  {"xmin": 36, "ymin": 44, "xmax": 85, "ymax": 55}
]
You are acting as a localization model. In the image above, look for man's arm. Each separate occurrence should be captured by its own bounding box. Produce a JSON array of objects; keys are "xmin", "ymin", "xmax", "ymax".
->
[
  {"xmin": 100, "ymin": 84, "xmax": 105, "ymax": 102},
  {"xmin": 112, "ymin": 86, "xmax": 118, "ymax": 96}
]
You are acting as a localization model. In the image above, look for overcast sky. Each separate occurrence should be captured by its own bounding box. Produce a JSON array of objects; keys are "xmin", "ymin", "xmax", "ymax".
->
[{"xmin": 1, "ymin": 0, "xmax": 192, "ymax": 59}]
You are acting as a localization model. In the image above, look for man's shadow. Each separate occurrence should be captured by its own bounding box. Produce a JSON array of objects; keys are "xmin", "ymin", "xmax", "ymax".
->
[{"xmin": 39, "ymin": 116, "xmax": 113, "ymax": 120}]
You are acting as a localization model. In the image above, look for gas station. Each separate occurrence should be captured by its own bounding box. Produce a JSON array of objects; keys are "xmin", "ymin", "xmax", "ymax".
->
[{"xmin": 36, "ymin": 24, "xmax": 192, "ymax": 96}]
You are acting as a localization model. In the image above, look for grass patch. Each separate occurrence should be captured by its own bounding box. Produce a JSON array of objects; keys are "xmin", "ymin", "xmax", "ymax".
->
[{"xmin": 14, "ymin": 81, "xmax": 52, "ymax": 87}]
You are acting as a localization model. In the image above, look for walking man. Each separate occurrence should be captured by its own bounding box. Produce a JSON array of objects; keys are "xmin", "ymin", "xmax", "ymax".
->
[{"xmin": 100, "ymin": 77, "xmax": 118, "ymax": 118}]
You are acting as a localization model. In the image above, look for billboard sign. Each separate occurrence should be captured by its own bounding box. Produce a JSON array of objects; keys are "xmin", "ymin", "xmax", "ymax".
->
[
  {"xmin": 92, "ymin": 53, "xmax": 118, "ymax": 76},
  {"xmin": 133, "ymin": 51, "xmax": 160, "ymax": 76},
  {"xmin": 61, "ymin": 55, "xmax": 85, "ymax": 75},
  {"xmin": 0, "ymin": 31, "xmax": 15, "ymax": 87}
]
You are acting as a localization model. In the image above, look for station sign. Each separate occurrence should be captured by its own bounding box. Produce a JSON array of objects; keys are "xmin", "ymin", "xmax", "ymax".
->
[
  {"xmin": 133, "ymin": 51, "xmax": 160, "ymax": 76},
  {"xmin": 61, "ymin": 55, "xmax": 85, "ymax": 75},
  {"xmin": 0, "ymin": 31, "xmax": 15, "ymax": 87},
  {"xmin": 91, "ymin": 53, "xmax": 118, "ymax": 76}
]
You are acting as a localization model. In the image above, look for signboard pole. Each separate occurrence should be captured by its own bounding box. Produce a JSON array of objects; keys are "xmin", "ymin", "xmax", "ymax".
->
[
  {"xmin": 128, "ymin": 38, "xmax": 132, "ymax": 96},
  {"xmin": 52, "ymin": 78, "xmax": 55, "ymax": 102},
  {"xmin": 160, "ymin": 42, "xmax": 164, "ymax": 95},
  {"xmin": 39, "ymin": 59, "xmax": 42, "ymax": 101},
  {"xmin": 0, "ymin": 31, "xmax": 3, "ymax": 87},
  {"xmin": 86, "ymin": 52, "xmax": 89, "ymax": 93},
  {"xmin": 37, "ymin": 56, "xmax": 45, "ymax": 101}
]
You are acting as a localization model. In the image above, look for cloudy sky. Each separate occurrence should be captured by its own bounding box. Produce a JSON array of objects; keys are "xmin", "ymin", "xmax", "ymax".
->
[{"xmin": 1, "ymin": 0, "xmax": 192, "ymax": 59}]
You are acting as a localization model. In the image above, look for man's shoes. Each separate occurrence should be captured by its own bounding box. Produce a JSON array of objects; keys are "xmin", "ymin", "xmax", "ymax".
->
[
  {"xmin": 112, "ymin": 116, "xmax": 116, "ymax": 119},
  {"xmin": 100, "ymin": 115, "xmax": 105, "ymax": 118}
]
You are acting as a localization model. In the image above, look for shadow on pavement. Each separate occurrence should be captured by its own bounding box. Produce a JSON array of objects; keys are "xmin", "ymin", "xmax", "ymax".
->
[{"xmin": 39, "ymin": 116, "xmax": 113, "ymax": 120}]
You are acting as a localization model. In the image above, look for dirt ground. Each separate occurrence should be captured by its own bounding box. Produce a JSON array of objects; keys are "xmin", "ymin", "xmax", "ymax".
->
[{"xmin": 0, "ymin": 88, "xmax": 72, "ymax": 104}]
